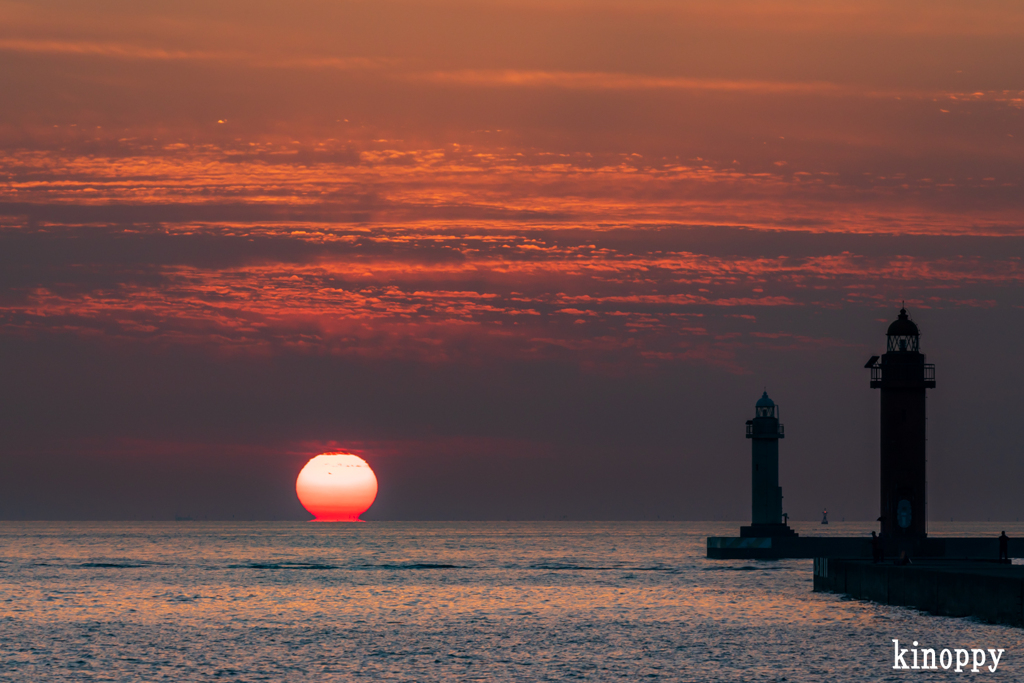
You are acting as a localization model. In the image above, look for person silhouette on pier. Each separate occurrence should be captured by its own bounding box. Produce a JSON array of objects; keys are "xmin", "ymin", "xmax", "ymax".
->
[
  {"xmin": 871, "ymin": 531, "xmax": 882, "ymax": 563},
  {"xmin": 999, "ymin": 531, "xmax": 1009, "ymax": 563}
]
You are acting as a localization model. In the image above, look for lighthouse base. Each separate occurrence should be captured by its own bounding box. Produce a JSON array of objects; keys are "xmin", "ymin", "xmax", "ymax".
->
[{"xmin": 740, "ymin": 523, "xmax": 799, "ymax": 538}]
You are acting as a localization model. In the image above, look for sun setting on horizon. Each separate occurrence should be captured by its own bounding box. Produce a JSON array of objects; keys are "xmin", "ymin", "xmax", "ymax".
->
[
  {"xmin": 295, "ymin": 452, "xmax": 378, "ymax": 521},
  {"xmin": 5, "ymin": 1, "xmax": 1024, "ymax": 679},
  {"xmin": 2, "ymin": 0, "xmax": 1024, "ymax": 527}
]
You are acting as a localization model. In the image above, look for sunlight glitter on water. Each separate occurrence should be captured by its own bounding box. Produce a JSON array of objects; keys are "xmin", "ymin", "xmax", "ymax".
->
[{"xmin": 1, "ymin": 522, "xmax": 1022, "ymax": 681}]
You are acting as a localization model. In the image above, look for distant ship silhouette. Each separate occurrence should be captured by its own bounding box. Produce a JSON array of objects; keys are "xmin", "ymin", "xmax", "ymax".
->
[{"xmin": 821, "ymin": 509, "xmax": 828, "ymax": 525}]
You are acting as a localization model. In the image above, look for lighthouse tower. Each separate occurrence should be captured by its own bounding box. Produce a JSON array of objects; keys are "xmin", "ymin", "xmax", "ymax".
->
[
  {"xmin": 865, "ymin": 307, "xmax": 935, "ymax": 550},
  {"xmin": 740, "ymin": 392, "xmax": 797, "ymax": 538}
]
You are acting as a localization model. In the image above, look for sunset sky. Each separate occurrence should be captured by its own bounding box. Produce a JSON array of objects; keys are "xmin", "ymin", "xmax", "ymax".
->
[{"xmin": 2, "ymin": 0, "xmax": 1023, "ymax": 521}]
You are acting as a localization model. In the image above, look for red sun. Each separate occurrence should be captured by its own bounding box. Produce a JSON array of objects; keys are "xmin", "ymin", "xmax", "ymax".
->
[{"xmin": 295, "ymin": 452, "xmax": 378, "ymax": 521}]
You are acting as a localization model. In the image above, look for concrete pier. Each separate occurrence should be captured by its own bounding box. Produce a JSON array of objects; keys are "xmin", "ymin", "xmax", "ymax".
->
[
  {"xmin": 707, "ymin": 535, "xmax": 1024, "ymax": 560},
  {"xmin": 813, "ymin": 558, "xmax": 1024, "ymax": 627},
  {"xmin": 707, "ymin": 535, "xmax": 869, "ymax": 559}
]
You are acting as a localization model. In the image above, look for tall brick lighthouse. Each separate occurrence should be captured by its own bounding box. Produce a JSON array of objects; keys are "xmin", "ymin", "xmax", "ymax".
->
[{"xmin": 865, "ymin": 307, "xmax": 935, "ymax": 552}]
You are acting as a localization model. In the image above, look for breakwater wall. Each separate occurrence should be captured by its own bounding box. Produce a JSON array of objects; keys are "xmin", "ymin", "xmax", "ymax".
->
[
  {"xmin": 707, "ymin": 536, "xmax": 1024, "ymax": 560},
  {"xmin": 813, "ymin": 558, "xmax": 1024, "ymax": 627}
]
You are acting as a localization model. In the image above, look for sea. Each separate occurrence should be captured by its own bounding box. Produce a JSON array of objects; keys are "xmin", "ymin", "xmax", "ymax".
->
[{"xmin": 2, "ymin": 521, "xmax": 1022, "ymax": 681}]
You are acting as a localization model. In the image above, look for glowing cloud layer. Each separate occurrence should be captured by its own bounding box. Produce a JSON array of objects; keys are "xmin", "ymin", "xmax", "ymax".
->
[{"xmin": 2, "ymin": 0, "xmax": 1024, "ymax": 521}]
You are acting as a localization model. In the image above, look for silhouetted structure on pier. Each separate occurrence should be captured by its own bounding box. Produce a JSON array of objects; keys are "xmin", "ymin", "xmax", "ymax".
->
[
  {"xmin": 740, "ymin": 392, "xmax": 796, "ymax": 538},
  {"xmin": 708, "ymin": 307, "xmax": 1020, "ymax": 560},
  {"xmin": 865, "ymin": 306, "xmax": 935, "ymax": 554}
]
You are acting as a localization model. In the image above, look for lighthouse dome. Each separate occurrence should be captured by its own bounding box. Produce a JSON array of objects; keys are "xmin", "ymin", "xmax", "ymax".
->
[
  {"xmin": 887, "ymin": 307, "xmax": 919, "ymax": 337},
  {"xmin": 753, "ymin": 391, "xmax": 778, "ymax": 419}
]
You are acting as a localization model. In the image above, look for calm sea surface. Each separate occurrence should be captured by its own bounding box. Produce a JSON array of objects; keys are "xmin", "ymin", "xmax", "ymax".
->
[{"xmin": 2, "ymin": 521, "xmax": 1022, "ymax": 681}]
